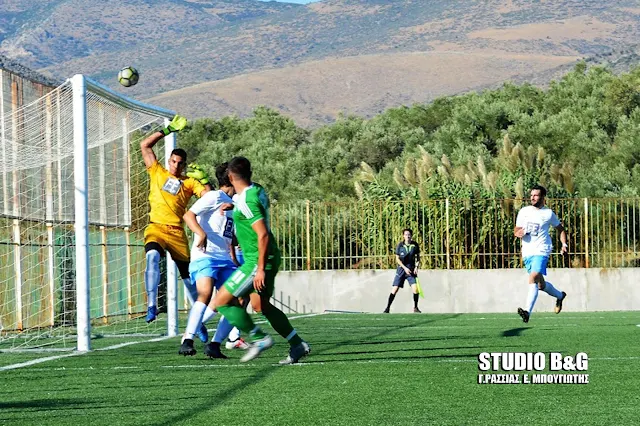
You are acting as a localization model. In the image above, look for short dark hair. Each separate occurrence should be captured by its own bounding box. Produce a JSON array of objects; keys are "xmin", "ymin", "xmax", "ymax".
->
[
  {"xmin": 227, "ymin": 156, "xmax": 252, "ymax": 182},
  {"xmin": 531, "ymin": 185, "xmax": 547, "ymax": 197},
  {"xmin": 402, "ymin": 228, "xmax": 413, "ymax": 235},
  {"xmin": 216, "ymin": 162, "xmax": 231, "ymax": 188},
  {"xmin": 170, "ymin": 148, "xmax": 187, "ymax": 162}
]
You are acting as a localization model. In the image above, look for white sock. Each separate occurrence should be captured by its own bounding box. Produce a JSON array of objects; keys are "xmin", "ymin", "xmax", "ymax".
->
[
  {"xmin": 542, "ymin": 281, "xmax": 563, "ymax": 299},
  {"xmin": 526, "ymin": 284, "xmax": 538, "ymax": 314},
  {"xmin": 202, "ymin": 307, "xmax": 217, "ymax": 324},
  {"xmin": 228, "ymin": 326, "xmax": 241, "ymax": 342},
  {"xmin": 213, "ymin": 317, "xmax": 235, "ymax": 343},
  {"xmin": 182, "ymin": 277, "xmax": 198, "ymax": 306},
  {"xmin": 184, "ymin": 301, "xmax": 207, "ymax": 340}
]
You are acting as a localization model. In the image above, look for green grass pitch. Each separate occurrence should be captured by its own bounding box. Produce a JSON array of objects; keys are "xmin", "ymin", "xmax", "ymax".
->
[{"xmin": 1, "ymin": 312, "xmax": 639, "ymax": 425}]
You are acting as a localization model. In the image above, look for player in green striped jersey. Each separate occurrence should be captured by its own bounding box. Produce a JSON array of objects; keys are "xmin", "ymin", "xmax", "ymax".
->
[{"xmin": 213, "ymin": 157, "xmax": 310, "ymax": 364}]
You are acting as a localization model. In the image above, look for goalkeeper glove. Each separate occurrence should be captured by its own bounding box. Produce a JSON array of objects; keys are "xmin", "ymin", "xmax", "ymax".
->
[
  {"xmin": 161, "ymin": 115, "xmax": 188, "ymax": 136},
  {"xmin": 186, "ymin": 163, "xmax": 210, "ymax": 185}
]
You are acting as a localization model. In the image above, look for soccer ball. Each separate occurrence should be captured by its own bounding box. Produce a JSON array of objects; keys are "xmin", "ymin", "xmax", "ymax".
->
[{"xmin": 118, "ymin": 66, "xmax": 139, "ymax": 87}]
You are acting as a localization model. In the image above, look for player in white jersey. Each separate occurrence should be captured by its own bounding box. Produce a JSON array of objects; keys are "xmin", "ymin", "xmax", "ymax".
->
[
  {"xmin": 178, "ymin": 163, "xmax": 248, "ymax": 357},
  {"xmin": 514, "ymin": 185, "xmax": 568, "ymax": 323}
]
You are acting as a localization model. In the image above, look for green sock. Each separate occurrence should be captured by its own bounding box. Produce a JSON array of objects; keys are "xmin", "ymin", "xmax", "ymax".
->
[
  {"xmin": 217, "ymin": 305, "xmax": 256, "ymax": 335},
  {"xmin": 263, "ymin": 306, "xmax": 303, "ymax": 346}
]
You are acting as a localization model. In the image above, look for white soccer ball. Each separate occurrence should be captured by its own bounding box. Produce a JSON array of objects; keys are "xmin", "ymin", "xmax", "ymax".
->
[{"xmin": 118, "ymin": 66, "xmax": 139, "ymax": 87}]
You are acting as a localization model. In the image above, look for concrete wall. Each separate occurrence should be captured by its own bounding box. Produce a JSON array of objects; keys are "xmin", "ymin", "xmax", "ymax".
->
[{"xmin": 273, "ymin": 268, "xmax": 640, "ymax": 314}]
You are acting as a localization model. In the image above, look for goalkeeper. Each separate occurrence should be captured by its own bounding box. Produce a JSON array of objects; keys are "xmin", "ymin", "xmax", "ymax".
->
[{"xmin": 139, "ymin": 116, "xmax": 211, "ymax": 339}]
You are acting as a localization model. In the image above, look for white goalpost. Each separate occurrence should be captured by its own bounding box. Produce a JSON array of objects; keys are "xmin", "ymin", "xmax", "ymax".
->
[{"xmin": 0, "ymin": 73, "xmax": 181, "ymax": 351}]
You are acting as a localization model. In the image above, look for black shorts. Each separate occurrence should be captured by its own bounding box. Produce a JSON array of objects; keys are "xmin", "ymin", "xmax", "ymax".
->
[{"xmin": 392, "ymin": 268, "xmax": 416, "ymax": 288}]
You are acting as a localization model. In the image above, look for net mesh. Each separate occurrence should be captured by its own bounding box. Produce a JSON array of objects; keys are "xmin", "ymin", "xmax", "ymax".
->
[{"xmin": 0, "ymin": 75, "xmax": 177, "ymax": 350}]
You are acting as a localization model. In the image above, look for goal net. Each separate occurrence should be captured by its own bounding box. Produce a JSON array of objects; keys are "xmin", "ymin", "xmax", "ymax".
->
[{"xmin": 0, "ymin": 73, "xmax": 183, "ymax": 352}]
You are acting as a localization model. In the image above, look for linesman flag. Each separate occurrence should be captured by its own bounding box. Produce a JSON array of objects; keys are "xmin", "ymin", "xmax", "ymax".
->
[{"xmin": 416, "ymin": 277, "xmax": 425, "ymax": 299}]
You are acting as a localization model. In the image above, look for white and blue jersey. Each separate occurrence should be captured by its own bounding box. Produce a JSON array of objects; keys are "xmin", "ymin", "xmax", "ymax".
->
[
  {"xmin": 516, "ymin": 205, "xmax": 561, "ymax": 274},
  {"xmin": 188, "ymin": 190, "xmax": 237, "ymax": 288}
]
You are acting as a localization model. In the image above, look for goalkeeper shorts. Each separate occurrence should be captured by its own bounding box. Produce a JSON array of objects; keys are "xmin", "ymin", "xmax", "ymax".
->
[{"xmin": 144, "ymin": 223, "xmax": 190, "ymax": 263}]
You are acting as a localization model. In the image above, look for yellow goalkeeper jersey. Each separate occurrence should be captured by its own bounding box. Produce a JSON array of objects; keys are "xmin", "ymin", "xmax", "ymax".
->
[{"xmin": 147, "ymin": 161, "xmax": 206, "ymax": 227}]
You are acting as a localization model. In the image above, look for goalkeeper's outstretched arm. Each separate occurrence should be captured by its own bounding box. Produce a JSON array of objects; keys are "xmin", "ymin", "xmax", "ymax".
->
[
  {"xmin": 140, "ymin": 131, "xmax": 163, "ymax": 169},
  {"xmin": 140, "ymin": 115, "xmax": 188, "ymax": 169}
]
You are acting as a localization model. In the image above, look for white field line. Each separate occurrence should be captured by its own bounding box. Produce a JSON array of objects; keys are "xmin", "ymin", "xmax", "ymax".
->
[
  {"xmin": 11, "ymin": 355, "xmax": 640, "ymax": 373},
  {"xmin": 0, "ymin": 313, "xmax": 326, "ymax": 372}
]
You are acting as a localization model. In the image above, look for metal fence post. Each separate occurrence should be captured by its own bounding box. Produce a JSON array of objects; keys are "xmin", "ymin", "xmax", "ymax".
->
[
  {"xmin": 584, "ymin": 197, "xmax": 589, "ymax": 268},
  {"xmin": 445, "ymin": 198, "xmax": 451, "ymax": 269},
  {"xmin": 306, "ymin": 200, "xmax": 311, "ymax": 271}
]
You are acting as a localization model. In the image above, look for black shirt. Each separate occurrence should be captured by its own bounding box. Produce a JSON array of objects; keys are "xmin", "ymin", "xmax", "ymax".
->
[{"xmin": 395, "ymin": 241, "xmax": 420, "ymax": 269}]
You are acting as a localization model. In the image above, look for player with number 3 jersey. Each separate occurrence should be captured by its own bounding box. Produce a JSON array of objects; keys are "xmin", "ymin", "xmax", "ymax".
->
[{"xmin": 178, "ymin": 163, "xmax": 248, "ymax": 358}]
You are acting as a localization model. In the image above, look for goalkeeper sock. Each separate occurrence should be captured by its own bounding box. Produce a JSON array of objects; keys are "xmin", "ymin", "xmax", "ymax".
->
[
  {"xmin": 413, "ymin": 293, "xmax": 419, "ymax": 308},
  {"xmin": 263, "ymin": 305, "xmax": 302, "ymax": 346},
  {"xmin": 386, "ymin": 293, "xmax": 396, "ymax": 310},
  {"xmin": 182, "ymin": 278, "xmax": 198, "ymax": 306},
  {"xmin": 184, "ymin": 301, "xmax": 207, "ymax": 340},
  {"xmin": 212, "ymin": 316, "xmax": 235, "ymax": 344},
  {"xmin": 145, "ymin": 250, "xmax": 161, "ymax": 308},
  {"xmin": 217, "ymin": 305, "xmax": 257, "ymax": 335}
]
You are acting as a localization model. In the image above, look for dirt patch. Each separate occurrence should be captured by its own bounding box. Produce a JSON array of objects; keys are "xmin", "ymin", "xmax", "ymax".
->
[
  {"xmin": 468, "ymin": 16, "xmax": 618, "ymax": 42},
  {"xmin": 148, "ymin": 51, "xmax": 578, "ymax": 128},
  {"xmin": 619, "ymin": 8, "xmax": 640, "ymax": 15},
  {"xmin": 308, "ymin": 2, "xmax": 387, "ymax": 16},
  {"xmin": 395, "ymin": 19, "xmax": 456, "ymax": 36}
]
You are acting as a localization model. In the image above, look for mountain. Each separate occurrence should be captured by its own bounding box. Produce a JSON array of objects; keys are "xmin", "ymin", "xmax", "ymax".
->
[{"xmin": 2, "ymin": 0, "xmax": 639, "ymax": 126}]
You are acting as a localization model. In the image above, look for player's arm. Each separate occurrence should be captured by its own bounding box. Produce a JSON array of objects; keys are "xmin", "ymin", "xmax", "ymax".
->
[
  {"xmin": 229, "ymin": 234, "xmax": 240, "ymax": 267},
  {"xmin": 183, "ymin": 192, "xmax": 215, "ymax": 251},
  {"xmin": 220, "ymin": 202, "xmax": 234, "ymax": 214},
  {"xmin": 140, "ymin": 132, "xmax": 161, "ymax": 169},
  {"xmin": 183, "ymin": 211, "xmax": 207, "ymax": 251},
  {"xmin": 550, "ymin": 212, "xmax": 567, "ymax": 254},
  {"xmin": 556, "ymin": 224, "xmax": 568, "ymax": 254},
  {"xmin": 140, "ymin": 115, "xmax": 188, "ymax": 169},
  {"xmin": 251, "ymin": 219, "xmax": 270, "ymax": 291},
  {"xmin": 195, "ymin": 181, "xmax": 212, "ymax": 197},
  {"xmin": 414, "ymin": 246, "xmax": 420, "ymax": 275},
  {"xmin": 514, "ymin": 210, "xmax": 525, "ymax": 238},
  {"xmin": 186, "ymin": 164, "xmax": 212, "ymax": 196},
  {"xmin": 395, "ymin": 254, "xmax": 411, "ymax": 275}
]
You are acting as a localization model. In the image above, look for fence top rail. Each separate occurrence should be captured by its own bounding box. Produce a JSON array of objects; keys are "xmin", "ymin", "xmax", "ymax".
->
[{"xmin": 271, "ymin": 197, "xmax": 640, "ymax": 208}]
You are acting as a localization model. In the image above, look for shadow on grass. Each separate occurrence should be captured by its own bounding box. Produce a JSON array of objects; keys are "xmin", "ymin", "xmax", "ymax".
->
[
  {"xmin": 302, "ymin": 352, "xmax": 481, "ymax": 364},
  {"xmin": 346, "ymin": 335, "xmax": 488, "ymax": 345},
  {"xmin": 320, "ymin": 345, "xmax": 486, "ymax": 357},
  {"xmin": 0, "ymin": 398, "xmax": 88, "ymax": 411},
  {"xmin": 154, "ymin": 313, "xmax": 465, "ymax": 425},
  {"xmin": 502, "ymin": 327, "xmax": 531, "ymax": 337}
]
